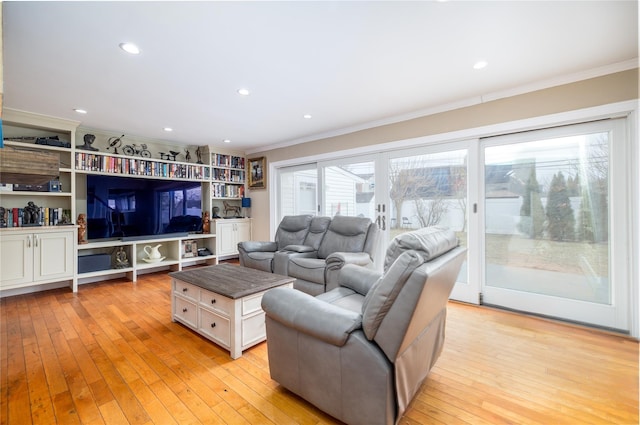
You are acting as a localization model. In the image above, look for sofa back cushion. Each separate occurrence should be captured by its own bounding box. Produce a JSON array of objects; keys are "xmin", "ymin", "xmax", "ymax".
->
[
  {"xmin": 317, "ymin": 216, "xmax": 372, "ymax": 259},
  {"xmin": 302, "ymin": 216, "xmax": 332, "ymax": 250},
  {"xmin": 361, "ymin": 250, "xmax": 424, "ymax": 341},
  {"xmin": 275, "ymin": 215, "xmax": 313, "ymax": 250}
]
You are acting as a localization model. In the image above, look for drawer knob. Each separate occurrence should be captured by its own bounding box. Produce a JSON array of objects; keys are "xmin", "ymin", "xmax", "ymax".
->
[
  {"xmin": 182, "ymin": 287, "xmax": 188, "ymax": 292},
  {"xmin": 211, "ymin": 322, "xmax": 216, "ymax": 328},
  {"xmin": 182, "ymin": 307, "xmax": 188, "ymax": 313},
  {"xmin": 211, "ymin": 299, "xmax": 216, "ymax": 304}
]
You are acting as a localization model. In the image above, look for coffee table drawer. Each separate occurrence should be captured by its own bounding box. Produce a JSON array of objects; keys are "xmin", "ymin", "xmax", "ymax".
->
[
  {"xmin": 174, "ymin": 296, "xmax": 197, "ymax": 328},
  {"xmin": 174, "ymin": 280, "xmax": 199, "ymax": 301},
  {"xmin": 200, "ymin": 288, "xmax": 232, "ymax": 315},
  {"xmin": 199, "ymin": 309, "xmax": 230, "ymax": 347}
]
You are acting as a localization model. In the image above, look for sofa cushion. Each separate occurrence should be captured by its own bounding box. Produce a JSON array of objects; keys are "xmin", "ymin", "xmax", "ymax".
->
[
  {"xmin": 288, "ymin": 257, "xmax": 327, "ymax": 284},
  {"xmin": 383, "ymin": 226, "xmax": 458, "ymax": 271},
  {"xmin": 361, "ymin": 250, "xmax": 424, "ymax": 340},
  {"xmin": 276, "ymin": 215, "xmax": 313, "ymax": 249},
  {"xmin": 303, "ymin": 216, "xmax": 332, "ymax": 250},
  {"xmin": 317, "ymin": 216, "xmax": 371, "ymax": 259}
]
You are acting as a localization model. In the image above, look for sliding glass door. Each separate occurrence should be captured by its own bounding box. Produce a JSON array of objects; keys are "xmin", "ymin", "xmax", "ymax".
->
[
  {"xmin": 481, "ymin": 119, "xmax": 629, "ymax": 330},
  {"xmin": 386, "ymin": 143, "xmax": 477, "ymax": 302},
  {"xmin": 277, "ymin": 163, "xmax": 318, "ymax": 217}
]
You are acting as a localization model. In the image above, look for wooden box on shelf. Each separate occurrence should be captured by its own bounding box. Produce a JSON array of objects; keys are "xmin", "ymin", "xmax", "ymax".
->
[{"xmin": 0, "ymin": 147, "xmax": 59, "ymax": 185}]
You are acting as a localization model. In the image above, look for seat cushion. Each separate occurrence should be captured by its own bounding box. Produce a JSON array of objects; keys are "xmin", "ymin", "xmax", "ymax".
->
[
  {"xmin": 317, "ymin": 287, "xmax": 365, "ymax": 314},
  {"xmin": 384, "ymin": 226, "xmax": 458, "ymax": 271},
  {"xmin": 288, "ymin": 257, "xmax": 327, "ymax": 284}
]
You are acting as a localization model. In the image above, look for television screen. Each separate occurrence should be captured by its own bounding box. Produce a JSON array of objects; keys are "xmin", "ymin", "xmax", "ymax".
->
[{"xmin": 86, "ymin": 174, "xmax": 202, "ymax": 240}]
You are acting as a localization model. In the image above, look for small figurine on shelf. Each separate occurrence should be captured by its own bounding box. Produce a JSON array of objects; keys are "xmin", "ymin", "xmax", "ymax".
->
[
  {"xmin": 77, "ymin": 213, "xmax": 88, "ymax": 244},
  {"xmin": 212, "ymin": 206, "xmax": 221, "ymax": 219},
  {"xmin": 184, "ymin": 148, "xmax": 191, "ymax": 163},
  {"xmin": 195, "ymin": 146, "xmax": 203, "ymax": 164},
  {"xmin": 113, "ymin": 246, "xmax": 130, "ymax": 268},
  {"xmin": 202, "ymin": 211, "xmax": 211, "ymax": 234},
  {"xmin": 23, "ymin": 201, "xmax": 40, "ymax": 225},
  {"xmin": 76, "ymin": 134, "xmax": 99, "ymax": 151}
]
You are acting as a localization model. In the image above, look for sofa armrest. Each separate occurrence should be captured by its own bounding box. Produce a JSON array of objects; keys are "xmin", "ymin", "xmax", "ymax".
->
[
  {"xmin": 338, "ymin": 264, "xmax": 381, "ymax": 296},
  {"xmin": 281, "ymin": 244, "xmax": 316, "ymax": 253},
  {"xmin": 325, "ymin": 252, "xmax": 374, "ymax": 292},
  {"xmin": 326, "ymin": 252, "xmax": 374, "ymax": 268},
  {"xmin": 262, "ymin": 287, "xmax": 362, "ymax": 346},
  {"xmin": 238, "ymin": 241, "xmax": 278, "ymax": 253}
]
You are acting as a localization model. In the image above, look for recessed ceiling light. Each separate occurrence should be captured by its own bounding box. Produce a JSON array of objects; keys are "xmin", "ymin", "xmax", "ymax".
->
[
  {"xmin": 74, "ymin": 108, "xmax": 87, "ymax": 114},
  {"xmin": 473, "ymin": 60, "xmax": 488, "ymax": 70},
  {"xmin": 223, "ymin": 139, "xmax": 231, "ymax": 144},
  {"xmin": 119, "ymin": 42, "xmax": 140, "ymax": 55},
  {"xmin": 163, "ymin": 127, "xmax": 173, "ymax": 132},
  {"xmin": 237, "ymin": 88, "xmax": 250, "ymax": 96},
  {"xmin": 303, "ymin": 114, "xmax": 312, "ymax": 119}
]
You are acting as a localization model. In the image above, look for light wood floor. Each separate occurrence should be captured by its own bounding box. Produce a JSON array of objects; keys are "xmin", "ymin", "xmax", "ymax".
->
[{"xmin": 1, "ymin": 270, "xmax": 638, "ymax": 425}]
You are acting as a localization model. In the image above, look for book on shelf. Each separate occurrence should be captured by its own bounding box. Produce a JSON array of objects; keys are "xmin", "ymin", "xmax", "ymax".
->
[
  {"xmin": 75, "ymin": 152, "xmax": 209, "ymax": 180},
  {"xmin": 3, "ymin": 207, "xmax": 64, "ymax": 228}
]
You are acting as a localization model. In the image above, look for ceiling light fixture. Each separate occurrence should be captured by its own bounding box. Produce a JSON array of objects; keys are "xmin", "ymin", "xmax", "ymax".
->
[
  {"xmin": 74, "ymin": 109, "xmax": 87, "ymax": 114},
  {"xmin": 119, "ymin": 42, "xmax": 140, "ymax": 55},
  {"xmin": 237, "ymin": 88, "xmax": 250, "ymax": 96},
  {"xmin": 163, "ymin": 127, "xmax": 173, "ymax": 132},
  {"xmin": 473, "ymin": 60, "xmax": 488, "ymax": 70},
  {"xmin": 223, "ymin": 139, "xmax": 231, "ymax": 144},
  {"xmin": 303, "ymin": 114, "xmax": 312, "ymax": 119}
]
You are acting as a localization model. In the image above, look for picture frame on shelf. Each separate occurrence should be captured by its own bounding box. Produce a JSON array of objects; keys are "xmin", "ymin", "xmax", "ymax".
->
[
  {"xmin": 182, "ymin": 239, "xmax": 198, "ymax": 258},
  {"xmin": 248, "ymin": 156, "xmax": 266, "ymax": 189}
]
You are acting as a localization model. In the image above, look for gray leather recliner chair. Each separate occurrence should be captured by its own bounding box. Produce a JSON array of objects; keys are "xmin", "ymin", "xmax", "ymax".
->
[
  {"xmin": 284, "ymin": 215, "xmax": 379, "ymax": 295},
  {"xmin": 261, "ymin": 226, "xmax": 466, "ymax": 425},
  {"xmin": 237, "ymin": 214, "xmax": 313, "ymax": 272}
]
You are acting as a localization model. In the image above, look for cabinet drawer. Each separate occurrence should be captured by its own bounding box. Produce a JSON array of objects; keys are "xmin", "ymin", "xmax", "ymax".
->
[
  {"xmin": 200, "ymin": 289, "xmax": 232, "ymax": 315},
  {"xmin": 242, "ymin": 311, "xmax": 266, "ymax": 347},
  {"xmin": 242, "ymin": 292, "xmax": 265, "ymax": 316},
  {"xmin": 199, "ymin": 309, "xmax": 230, "ymax": 347},
  {"xmin": 174, "ymin": 279, "xmax": 199, "ymax": 301},
  {"xmin": 174, "ymin": 296, "xmax": 197, "ymax": 328}
]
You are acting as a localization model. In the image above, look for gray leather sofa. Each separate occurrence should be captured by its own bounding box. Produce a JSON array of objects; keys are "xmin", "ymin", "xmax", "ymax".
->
[
  {"xmin": 285, "ymin": 215, "xmax": 379, "ymax": 295},
  {"xmin": 261, "ymin": 227, "xmax": 466, "ymax": 425},
  {"xmin": 239, "ymin": 215, "xmax": 379, "ymax": 296}
]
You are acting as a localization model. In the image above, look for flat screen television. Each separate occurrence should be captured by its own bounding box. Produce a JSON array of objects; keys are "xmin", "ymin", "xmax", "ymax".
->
[{"xmin": 86, "ymin": 174, "xmax": 202, "ymax": 241}]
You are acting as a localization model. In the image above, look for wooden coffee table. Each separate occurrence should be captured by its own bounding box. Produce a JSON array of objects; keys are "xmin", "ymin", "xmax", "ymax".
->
[{"xmin": 169, "ymin": 264, "xmax": 295, "ymax": 359}]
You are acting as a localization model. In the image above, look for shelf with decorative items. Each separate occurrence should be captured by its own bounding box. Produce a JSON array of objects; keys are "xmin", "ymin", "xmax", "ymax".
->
[
  {"xmin": 1, "ymin": 109, "xmax": 78, "ymax": 230},
  {"xmin": 76, "ymin": 233, "xmax": 217, "ymax": 286}
]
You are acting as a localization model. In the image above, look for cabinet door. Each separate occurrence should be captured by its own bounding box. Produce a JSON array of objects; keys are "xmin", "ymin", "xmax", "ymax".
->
[
  {"xmin": 235, "ymin": 221, "xmax": 252, "ymax": 246},
  {"xmin": 34, "ymin": 231, "xmax": 74, "ymax": 282},
  {"xmin": 217, "ymin": 222, "xmax": 237, "ymax": 256},
  {"xmin": 0, "ymin": 233, "xmax": 33, "ymax": 288}
]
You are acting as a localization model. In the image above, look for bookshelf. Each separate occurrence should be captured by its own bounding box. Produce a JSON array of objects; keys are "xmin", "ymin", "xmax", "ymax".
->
[{"xmin": 211, "ymin": 153, "xmax": 246, "ymax": 199}]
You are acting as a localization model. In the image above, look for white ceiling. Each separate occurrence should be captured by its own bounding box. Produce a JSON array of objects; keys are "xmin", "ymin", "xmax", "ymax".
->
[{"xmin": 3, "ymin": 1, "xmax": 638, "ymax": 153}]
